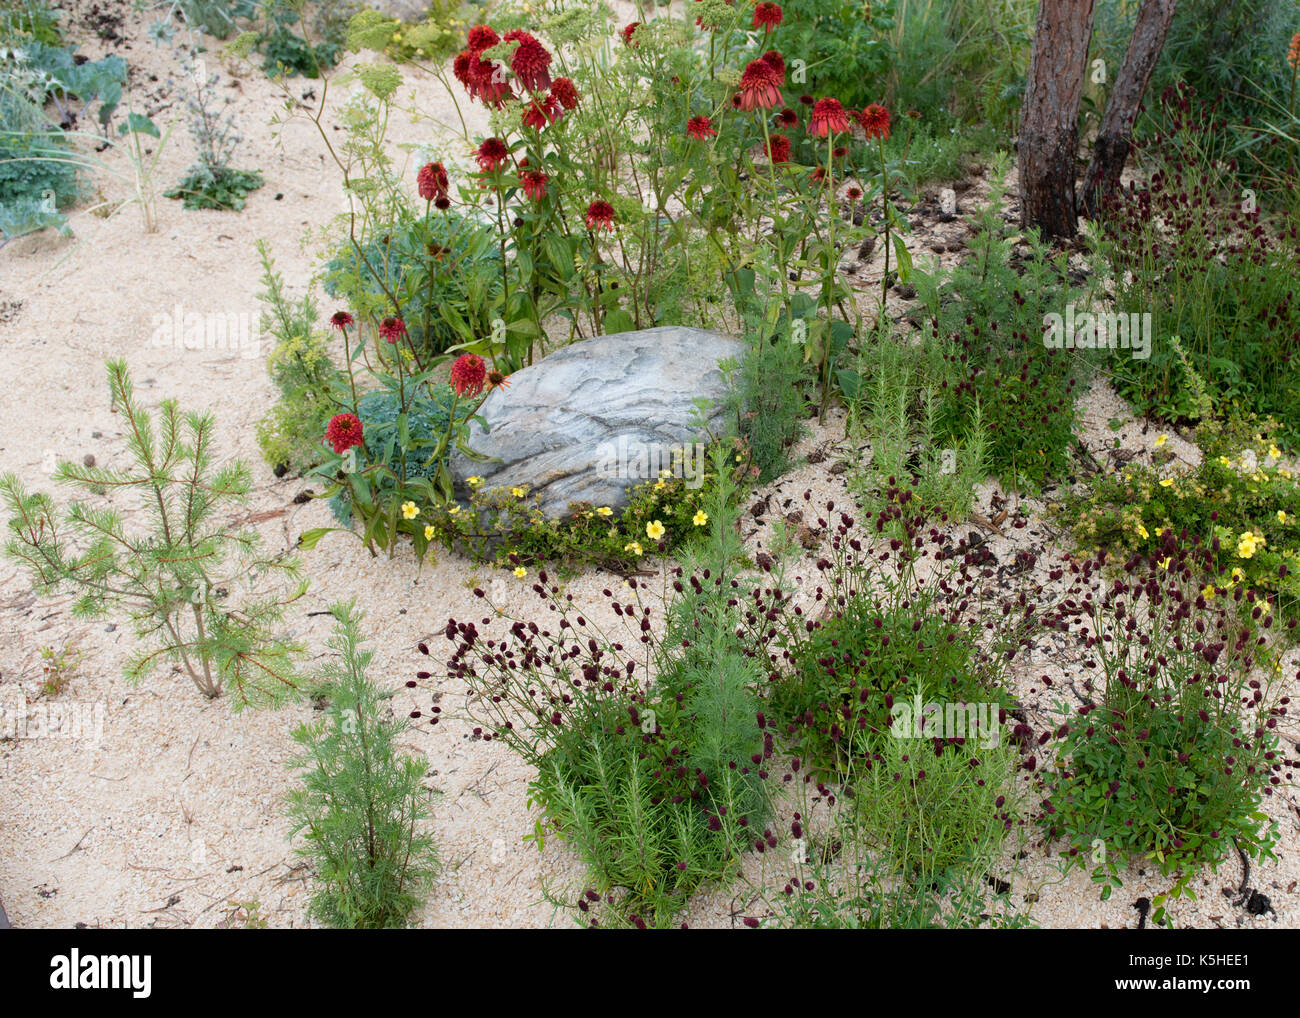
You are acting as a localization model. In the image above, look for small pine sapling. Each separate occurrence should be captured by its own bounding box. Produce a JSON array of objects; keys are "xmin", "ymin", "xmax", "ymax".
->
[{"xmin": 1, "ymin": 359, "xmax": 306, "ymax": 707}]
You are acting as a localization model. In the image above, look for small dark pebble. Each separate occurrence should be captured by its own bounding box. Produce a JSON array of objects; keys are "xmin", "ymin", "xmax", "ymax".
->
[
  {"xmin": 273, "ymin": 462, "xmax": 289, "ymax": 478},
  {"xmin": 274, "ymin": 193, "xmax": 284, "ymax": 201},
  {"xmin": 105, "ymin": 624, "xmax": 116, "ymax": 633},
  {"xmin": 292, "ymin": 491, "xmax": 313, "ymax": 504},
  {"xmin": 82, "ymin": 454, "xmax": 95, "ymax": 467},
  {"xmin": 91, "ymin": 430, "xmax": 102, "ymax": 439}
]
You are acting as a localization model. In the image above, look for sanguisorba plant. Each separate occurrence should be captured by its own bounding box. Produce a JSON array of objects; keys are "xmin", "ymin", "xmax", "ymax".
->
[
  {"xmin": 1041, "ymin": 534, "xmax": 1294, "ymax": 921},
  {"xmin": 1098, "ymin": 82, "xmax": 1300, "ymax": 444},
  {"xmin": 423, "ymin": 448, "xmax": 771, "ymax": 927},
  {"xmin": 0, "ymin": 360, "xmax": 306, "ymax": 707},
  {"xmin": 288, "ymin": 602, "xmax": 439, "ymax": 929},
  {"xmin": 762, "ymin": 483, "xmax": 1045, "ymax": 773}
]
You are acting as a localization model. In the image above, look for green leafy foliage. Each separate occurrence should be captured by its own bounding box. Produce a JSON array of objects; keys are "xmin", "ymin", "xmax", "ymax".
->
[
  {"xmin": 287, "ymin": 602, "xmax": 439, "ymax": 928},
  {"xmin": 912, "ymin": 162, "xmax": 1086, "ymax": 493},
  {"xmin": 435, "ymin": 449, "xmax": 770, "ymax": 927},
  {"xmin": 1042, "ymin": 541, "xmax": 1288, "ymax": 922},
  {"xmin": 1061, "ymin": 415, "xmax": 1300, "ymax": 637}
]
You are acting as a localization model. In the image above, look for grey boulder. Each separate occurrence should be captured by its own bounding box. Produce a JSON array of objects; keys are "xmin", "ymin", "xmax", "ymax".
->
[
  {"xmin": 448, "ymin": 327, "xmax": 745, "ymax": 519},
  {"xmin": 368, "ymin": 0, "xmax": 431, "ymax": 24}
]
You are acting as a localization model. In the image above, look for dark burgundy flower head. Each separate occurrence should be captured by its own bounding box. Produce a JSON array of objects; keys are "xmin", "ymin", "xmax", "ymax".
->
[
  {"xmin": 766, "ymin": 133, "xmax": 791, "ymax": 162},
  {"xmin": 476, "ymin": 137, "xmax": 510, "ymax": 172},
  {"xmin": 330, "ymin": 310, "xmax": 354, "ymax": 331},
  {"xmin": 760, "ymin": 49, "xmax": 786, "ymax": 84},
  {"xmin": 622, "ymin": 22, "xmax": 642, "ymax": 47},
  {"xmin": 466, "ymin": 24, "xmax": 499, "ymax": 53},
  {"xmin": 505, "ymin": 29, "xmax": 552, "ymax": 91},
  {"xmin": 550, "ymin": 76, "xmax": 580, "ymax": 110},
  {"xmin": 776, "ymin": 106, "xmax": 798, "ymax": 127},
  {"xmin": 585, "ymin": 199, "xmax": 616, "ymax": 232}
]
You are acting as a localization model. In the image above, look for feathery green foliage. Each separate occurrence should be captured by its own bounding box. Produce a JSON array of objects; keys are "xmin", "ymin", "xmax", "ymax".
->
[
  {"xmin": 0, "ymin": 359, "xmax": 306, "ymax": 707},
  {"xmin": 287, "ymin": 602, "xmax": 439, "ymax": 928}
]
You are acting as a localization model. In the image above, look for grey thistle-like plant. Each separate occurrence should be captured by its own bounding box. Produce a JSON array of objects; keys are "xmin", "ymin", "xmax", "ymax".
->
[
  {"xmin": 0, "ymin": 359, "xmax": 307, "ymax": 708},
  {"xmin": 287, "ymin": 601, "xmax": 439, "ymax": 929}
]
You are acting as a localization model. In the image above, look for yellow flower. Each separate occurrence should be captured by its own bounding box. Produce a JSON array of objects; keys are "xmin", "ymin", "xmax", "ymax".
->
[
  {"xmin": 1236, "ymin": 531, "xmax": 1261, "ymax": 559},
  {"xmin": 1201, "ymin": 584, "xmax": 1216, "ymax": 600},
  {"xmin": 1159, "ymin": 478, "xmax": 1174, "ymax": 488},
  {"xmin": 1278, "ymin": 510, "xmax": 1288, "ymax": 525},
  {"xmin": 467, "ymin": 476, "xmax": 483, "ymax": 487},
  {"xmin": 1269, "ymin": 444, "xmax": 1283, "ymax": 460},
  {"xmin": 511, "ymin": 487, "xmax": 525, "ymax": 498},
  {"xmin": 1219, "ymin": 456, "xmax": 1233, "ymax": 468},
  {"xmin": 448, "ymin": 505, "xmax": 460, "ymax": 515},
  {"xmin": 513, "ymin": 566, "xmax": 526, "ymax": 578},
  {"xmin": 1158, "ymin": 557, "xmax": 1171, "ymax": 570},
  {"xmin": 624, "ymin": 541, "xmax": 643, "ymax": 556},
  {"xmin": 693, "ymin": 510, "xmax": 709, "ymax": 527},
  {"xmin": 401, "ymin": 501, "xmax": 419, "ymax": 519},
  {"xmin": 646, "ymin": 519, "xmax": 665, "ymax": 540},
  {"xmin": 424, "ymin": 524, "xmax": 435, "ymax": 540},
  {"xmin": 1231, "ymin": 566, "xmax": 1246, "ymax": 583},
  {"xmin": 596, "ymin": 506, "xmax": 613, "ymax": 517},
  {"xmin": 1154, "ymin": 434, "xmax": 1168, "ymax": 448},
  {"xmin": 659, "ymin": 469, "xmax": 672, "ymax": 479},
  {"xmin": 654, "ymin": 480, "xmax": 666, "ymax": 491},
  {"xmin": 1136, "ymin": 524, "xmax": 1149, "ymax": 540},
  {"xmin": 1154, "ymin": 527, "xmax": 1164, "ymax": 537}
]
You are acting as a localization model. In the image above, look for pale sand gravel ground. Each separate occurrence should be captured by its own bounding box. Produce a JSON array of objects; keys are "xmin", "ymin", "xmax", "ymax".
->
[{"xmin": 2, "ymin": 1, "xmax": 1298, "ymax": 929}]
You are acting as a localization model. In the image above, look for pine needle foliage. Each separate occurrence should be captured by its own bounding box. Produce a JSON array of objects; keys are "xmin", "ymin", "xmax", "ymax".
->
[{"xmin": 0, "ymin": 359, "xmax": 306, "ymax": 707}]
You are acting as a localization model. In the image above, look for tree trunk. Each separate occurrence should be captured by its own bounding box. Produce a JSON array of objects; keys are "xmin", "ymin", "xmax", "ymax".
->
[
  {"xmin": 1019, "ymin": 0, "xmax": 1098, "ymax": 238},
  {"xmin": 1080, "ymin": 0, "xmax": 1179, "ymax": 218}
]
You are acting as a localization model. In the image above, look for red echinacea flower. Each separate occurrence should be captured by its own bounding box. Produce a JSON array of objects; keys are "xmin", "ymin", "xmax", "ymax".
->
[
  {"xmin": 463, "ymin": 52, "xmax": 511, "ymax": 106},
  {"xmin": 486, "ymin": 368, "xmax": 510, "ymax": 391},
  {"xmin": 859, "ymin": 103, "xmax": 891, "ymax": 140},
  {"xmin": 504, "ymin": 29, "xmax": 552, "ymax": 92},
  {"xmin": 330, "ymin": 310, "xmax": 354, "ymax": 331},
  {"xmin": 520, "ymin": 168, "xmax": 549, "ymax": 201},
  {"xmin": 326, "ymin": 412, "xmax": 364, "ymax": 454},
  {"xmin": 467, "ymin": 24, "xmax": 499, "ymax": 53},
  {"xmin": 550, "ymin": 76, "xmax": 580, "ymax": 110},
  {"xmin": 522, "ymin": 94, "xmax": 560, "ymax": 129},
  {"xmin": 776, "ymin": 107, "xmax": 798, "ymax": 128},
  {"xmin": 809, "ymin": 98, "xmax": 849, "ymax": 138},
  {"xmin": 622, "ymin": 22, "xmax": 641, "ymax": 47},
  {"xmin": 417, "ymin": 161, "xmax": 449, "ymax": 202},
  {"xmin": 766, "ymin": 133, "xmax": 791, "ymax": 163},
  {"xmin": 687, "ymin": 115, "xmax": 717, "ymax": 140},
  {"xmin": 378, "ymin": 316, "xmax": 407, "ymax": 343},
  {"xmin": 450, "ymin": 353, "xmax": 487, "ymax": 397},
  {"xmin": 761, "ymin": 49, "xmax": 786, "ymax": 83},
  {"xmin": 753, "ymin": 2, "xmax": 783, "ymax": 30},
  {"xmin": 476, "ymin": 137, "xmax": 510, "ymax": 172},
  {"xmin": 738, "ymin": 59, "xmax": 783, "ymax": 111},
  {"xmin": 585, "ymin": 199, "xmax": 616, "ymax": 232}
]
